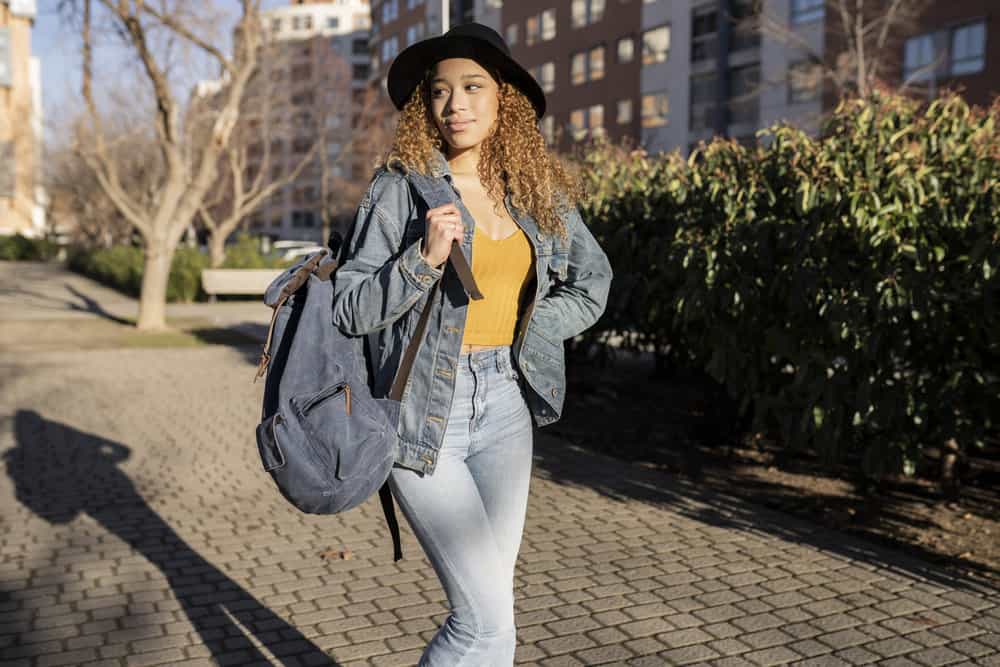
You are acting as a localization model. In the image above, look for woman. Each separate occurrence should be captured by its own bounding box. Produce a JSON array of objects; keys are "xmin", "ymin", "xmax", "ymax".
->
[{"xmin": 332, "ymin": 23, "xmax": 613, "ymax": 666}]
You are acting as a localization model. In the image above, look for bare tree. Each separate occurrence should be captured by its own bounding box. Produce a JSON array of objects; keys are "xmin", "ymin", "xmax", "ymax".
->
[
  {"xmin": 757, "ymin": 0, "xmax": 933, "ymax": 101},
  {"xmin": 68, "ymin": 0, "xmax": 262, "ymax": 329},
  {"xmin": 315, "ymin": 79, "xmax": 398, "ymax": 245},
  {"xmin": 192, "ymin": 56, "xmax": 324, "ymax": 268}
]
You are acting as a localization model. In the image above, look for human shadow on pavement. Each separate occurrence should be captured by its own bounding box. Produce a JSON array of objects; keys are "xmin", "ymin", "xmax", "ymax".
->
[
  {"xmin": 530, "ymin": 430, "xmax": 999, "ymax": 596},
  {"xmin": 4, "ymin": 410, "xmax": 342, "ymax": 666}
]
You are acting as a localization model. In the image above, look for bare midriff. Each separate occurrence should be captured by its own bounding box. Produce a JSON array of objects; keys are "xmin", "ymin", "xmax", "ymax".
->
[{"xmin": 461, "ymin": 343, "xmax": 506, "ymax": 354}]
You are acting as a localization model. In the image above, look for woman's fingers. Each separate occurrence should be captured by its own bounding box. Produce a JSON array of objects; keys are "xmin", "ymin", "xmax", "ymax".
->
[{"xmin": 422, "ymin": 205, "xmax": 464, "ymax": 266}]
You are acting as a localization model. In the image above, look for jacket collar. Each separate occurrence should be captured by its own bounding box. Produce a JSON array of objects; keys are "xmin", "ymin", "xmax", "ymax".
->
[{"xmin": 428, "ymin": 148, "xmax": 452, "ymax": 181}]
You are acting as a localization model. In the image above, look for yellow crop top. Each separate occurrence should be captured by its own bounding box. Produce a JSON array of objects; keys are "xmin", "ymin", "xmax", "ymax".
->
[{"xmin": 460, "ymin": 225, "xmax": 535, "ymax": 347}]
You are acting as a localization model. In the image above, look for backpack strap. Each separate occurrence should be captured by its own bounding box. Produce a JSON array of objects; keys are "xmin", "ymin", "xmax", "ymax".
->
[{"xmin": 255, "ymin": 250, "xmax": 331, "ymax": 382}]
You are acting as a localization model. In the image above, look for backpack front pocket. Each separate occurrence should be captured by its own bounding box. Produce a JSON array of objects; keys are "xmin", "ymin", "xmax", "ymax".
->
[{"xmin": 291, "ymin": 382, "xmax": 386, "ymax": 481}]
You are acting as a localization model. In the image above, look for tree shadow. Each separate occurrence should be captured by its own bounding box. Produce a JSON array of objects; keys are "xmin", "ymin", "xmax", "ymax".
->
[
  {"xmin": 63, "ymin": 284, "xmax": 134, "ymax": 325},
  {"xmin": 530, "ymin": 431, "xmax": 1000, "ymax": 596},
  {"xmin": 186, "ymin": 322, "xmax": 268, "ymax": 366},
  {"xmin": 3, "ymin": 410, "xmax": 341, "ymax": 666}
]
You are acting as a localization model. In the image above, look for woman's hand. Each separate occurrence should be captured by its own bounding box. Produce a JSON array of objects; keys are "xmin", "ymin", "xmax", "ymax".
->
[{"xmin": 420, "ymin": 204, "xmax": 465, "ymax": 268}]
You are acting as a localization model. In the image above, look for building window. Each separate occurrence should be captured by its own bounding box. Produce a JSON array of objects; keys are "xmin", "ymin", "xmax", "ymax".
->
[
  {"xmin": 788, "ymin": 60, "xmax": 821, "ymax": 103},
  {"xmin": 526, "ymin": 16, "xmax": 540, "ymax": 46},
  {"xmin": 382, "ymin": 0, "xmax": 399, "ymax": 24},
  {"xmin": 950, "ymin": 21, "xmax": 986, "ymax": 76},
  {"xmin": 903, "ymin": 33, "xmax": 935, "ymax": 82},
  {"xmin": 569, "ymin": 108, "xmax": 588, "ymax": 140},
  {"xmin": 291, "ymin": 63, "xmax": 312, "ymax": 81},
  {"xmin": 689, "ymin": 72, "xmax": 716, "ymax": 130},
  {"xmin": 590, "ymin": 104, "xmax": 605, "ymax": 136},
  {"xmin": 571, "ymin": 51, "xmax": 587, "ymax": 85},
  {"xmin": 731, "ymin": 0, "xmax": 760, "ymax": 52},
  {"xmin": 541, "ymin": 9, "xmax": 557, "ymax": 41},
  {"xmin": 292, "ymin": 91, "xmax": 315, "ymax": 106},
  {"xmin": 572, "ymin": 46, "xmax": 605, "ymax": 84},
  {"xmin": 572, "ymin": 0, "xmax": 587, "ymax": 28},
  {"xmin": 292, "ymin": 211, "xmax": 316, "ymax": 228},
  {"xmin": 572, "ymin": 0, "xmax": 604, "ymax": 28},
  {"xmin": 617, "ymin": 36, "xmax": 635, "ymax": 63},
  {"xmin": 352, "ymin": 38, "xmax": 368, "ymax": 55},
  {"xmin": 270, "ymin": 17, "xmax": 282, "ymax": 33},
  {"xmin": 589, "ymin": 45, "xmax": 605, "ymax": 81},
  {"xmin": 641, "ymin": 92, "xmax": 668, "ymax": 127},
  {"xmin": 568, "ymin": 105, "xmax": 604, "ymax": 140},
  {"xmin": 540, "ymin": 61, "xmax": 555, "ymax": 93},
  {"xmin": 407, "ymin": 0, "xmax": 425, "ymax": 8},
  {"xmin": 327, "ymin": 17, "xmax": 339, "ymax": 29},
  {"xmin": 506, "ymin": 23, "xmax": 519, "ymax": 46},
  {"xmin": 381, "ymin": 35, "xmax": 399, "ymax": 63},
  {"xmin": 407, "ymin": 23, "xmax": 425, "ymax": 45},
  {"xmin": 617, "ymin": 99, "xmax": 632, "ymax": 124},
  {"xmin": 540, "ymin": 115, "xmax": 554, "ymax": 144},
  {"xmin": 729, "ymin": 63, "xmax": 760, "ymax": 125},
  {"xmin": 591, "ymin": 0, "xmax": 606, "ymax": 23},
  {"xmin": 642, "ymin": 25, "xmax": 670, "ymax": 65},
  {"xmin": 691, "ymin": 6, "xmax": 718, "ymax": 63},
  {"xmin": 791, "ymin": 0, "xmax": 824, "ymax": 25},
  {"xmin": 353, "ymin": 63, "xmax": 370, "ymax": 80}
]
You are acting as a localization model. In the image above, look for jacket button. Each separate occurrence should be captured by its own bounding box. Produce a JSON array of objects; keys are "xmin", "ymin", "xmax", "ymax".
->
[
  {"xmin": 550, "ymin": 387, "xmax": 559, "ymax": 398},
  {"xmin": 535, "ymin": 232, "xmax": 544, "ymax": 242}
]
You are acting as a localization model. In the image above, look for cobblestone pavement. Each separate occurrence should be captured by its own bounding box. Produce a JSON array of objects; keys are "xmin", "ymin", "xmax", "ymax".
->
[{"xmin": 1, "ymin": 264, "xmax": 998, "ymax": 666}]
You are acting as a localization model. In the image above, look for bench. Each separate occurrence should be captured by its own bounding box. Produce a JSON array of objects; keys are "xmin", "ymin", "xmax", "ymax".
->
[{"xmin": 201, "ymin": 268, "xmax": 284, "ymax": 302}]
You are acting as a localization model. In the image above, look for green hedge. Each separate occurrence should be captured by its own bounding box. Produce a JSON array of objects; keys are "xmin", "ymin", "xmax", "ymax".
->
[
  {"xmin": 68, "ymin": 245, "xmax": 209, "ymax": 303},
  {"xmin": 0, "ymin": 234, "xmax": 60, "ymax": 261},
  {"xmin": 578, "ymin": 90, "xmax": 1000, "ymax": 478},
  {"xmin": 67, "ymin": 235, "xmax": 293, "ymax": 303}
]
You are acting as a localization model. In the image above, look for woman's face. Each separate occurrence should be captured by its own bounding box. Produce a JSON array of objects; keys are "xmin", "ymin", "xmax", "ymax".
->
[{"xmin": 428, "ymin": 58, "xmax": 500, "ymax": 155}]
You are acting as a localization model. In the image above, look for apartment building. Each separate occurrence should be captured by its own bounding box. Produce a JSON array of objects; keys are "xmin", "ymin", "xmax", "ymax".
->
[
  {"xmin": 369, "ymin": 1, "xmax": 996, "ymax": 157},
  {"xmin": 0, "ymin": 0, "xmax": 44, "ymax": 238},
  {"xmin": 242, "ymin": 0, "xmax": 373, "ymax": 241},
  {"xmin": 369, "ymin": 0, "xmax": 502, "ymax": 86}
]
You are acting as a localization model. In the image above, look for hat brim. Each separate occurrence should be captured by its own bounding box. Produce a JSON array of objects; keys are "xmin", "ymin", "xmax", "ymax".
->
[{"xmin": 387, "ymin": 36, "xmax": 547, "ymax": 119}]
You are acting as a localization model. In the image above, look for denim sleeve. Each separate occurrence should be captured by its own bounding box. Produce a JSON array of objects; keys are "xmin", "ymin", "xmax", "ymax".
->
[
  {"xmin": 332, "ymin": 172, "xmax": 445, "ymax": 335},
  {"xmin": 532, "ymin": 207, "xmax": 614, "ymax": 341}
]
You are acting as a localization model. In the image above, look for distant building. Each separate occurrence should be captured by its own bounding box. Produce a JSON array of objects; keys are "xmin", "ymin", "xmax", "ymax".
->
[
  {"xmin": 0, "ymin": 0, "xmax": 45, "ymax": 238},
  {"xmin": 367, "ymin": 0, "xmax": 997, "ymax": 157},
  {"xmin": 247, "ymin": 0, "xmax": 373, "ymax": 242}
]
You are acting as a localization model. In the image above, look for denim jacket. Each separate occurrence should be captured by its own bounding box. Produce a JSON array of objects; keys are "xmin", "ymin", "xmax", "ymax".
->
[{"xmin": 332, "ymin": 151, "xmax": 613, "ymax": 475}]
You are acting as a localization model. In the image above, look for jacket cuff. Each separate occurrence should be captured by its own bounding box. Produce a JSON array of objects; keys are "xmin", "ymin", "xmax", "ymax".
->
[{"xmin": 399, "ymin": 239, "xmax": 444, "ymax": 290}]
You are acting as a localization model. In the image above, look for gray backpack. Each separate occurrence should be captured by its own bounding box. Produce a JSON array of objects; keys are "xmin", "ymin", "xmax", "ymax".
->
[{"xmin": 253, "ymin": 171, "xmax": 480, "ymax": 561}]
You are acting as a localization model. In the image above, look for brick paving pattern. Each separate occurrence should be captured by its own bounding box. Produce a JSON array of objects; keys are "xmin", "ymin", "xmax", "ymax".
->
[{"xmin": 0, "ymin": 262, "xmax": 997, "ymax": 666}]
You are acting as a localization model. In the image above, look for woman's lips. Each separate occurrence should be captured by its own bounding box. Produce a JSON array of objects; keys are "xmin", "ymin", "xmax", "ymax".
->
[{"xmin": 446, "ymin": 120, "xmax": 473, "ymax": 133}]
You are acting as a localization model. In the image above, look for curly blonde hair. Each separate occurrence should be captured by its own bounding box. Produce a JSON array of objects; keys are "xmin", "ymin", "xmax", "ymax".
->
[{"xmin": 383, "ymin": 71, "xmax": 582, "ymax": 239}]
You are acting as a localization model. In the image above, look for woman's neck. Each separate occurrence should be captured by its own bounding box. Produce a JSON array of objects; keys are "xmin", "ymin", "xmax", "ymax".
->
[{"xmin": 446, "ymin": 145, "xmax": 480, "ymax": 176}]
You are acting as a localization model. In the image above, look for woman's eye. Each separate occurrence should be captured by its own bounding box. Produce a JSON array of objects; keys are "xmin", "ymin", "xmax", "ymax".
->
[
  {"xmin": 431, "ymin": 88, "xmax": 447, "ymax": 97},
  {"xmin": 466, "ymin": 84, "xmax": 481, "ymax": 92}
]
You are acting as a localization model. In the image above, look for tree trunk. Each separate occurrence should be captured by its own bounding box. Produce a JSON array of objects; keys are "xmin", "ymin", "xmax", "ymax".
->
[
  {"xmin": 136, "ymin": 242, "xmax": 175, "ymax": 330},
  {"xmin": 208, "ymin": 233, "xmax": 227, "ymax": 269}
]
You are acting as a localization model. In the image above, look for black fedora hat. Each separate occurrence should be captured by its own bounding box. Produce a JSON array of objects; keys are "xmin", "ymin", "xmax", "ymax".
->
[{"xmin": 386, "ymin": 22, "xmax": 546, "ymax": 119}]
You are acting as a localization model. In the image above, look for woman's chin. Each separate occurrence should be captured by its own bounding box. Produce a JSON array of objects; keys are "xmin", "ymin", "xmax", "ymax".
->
[{"xmin": 445, "ymin": 133, "xmax": 486, "ymax": 152}]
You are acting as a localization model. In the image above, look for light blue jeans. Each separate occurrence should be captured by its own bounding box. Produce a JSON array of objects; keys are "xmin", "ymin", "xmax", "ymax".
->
[{"xmin": 389, "ymin": 345, "xmax": 534, "ymax": 667}]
